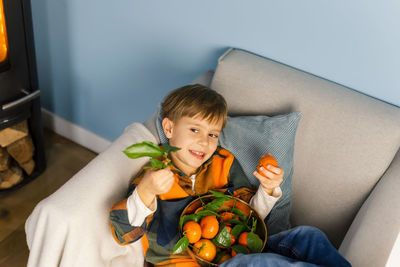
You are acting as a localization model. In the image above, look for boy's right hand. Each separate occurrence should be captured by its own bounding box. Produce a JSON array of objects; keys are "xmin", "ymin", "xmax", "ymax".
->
[{"xmin": 136, "ymin": 167, "xmax": 175, "ymax": 209}]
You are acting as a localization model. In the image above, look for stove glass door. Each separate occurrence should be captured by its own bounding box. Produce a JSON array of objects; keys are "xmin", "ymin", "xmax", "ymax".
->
[{"xmin": 0, "ymin": 0, "xmax": 8, "ymax": 63}]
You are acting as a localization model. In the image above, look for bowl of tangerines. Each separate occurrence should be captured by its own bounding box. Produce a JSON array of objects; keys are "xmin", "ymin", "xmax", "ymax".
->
[{"xmin": 173, "ymin": 191, "xmax": 267, "ymax": 266}]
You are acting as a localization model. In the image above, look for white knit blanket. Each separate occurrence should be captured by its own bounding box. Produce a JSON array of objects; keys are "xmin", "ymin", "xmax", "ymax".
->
[{"xmin": 25, "ymin": 123, "xmax": 155, "ymax": 267}]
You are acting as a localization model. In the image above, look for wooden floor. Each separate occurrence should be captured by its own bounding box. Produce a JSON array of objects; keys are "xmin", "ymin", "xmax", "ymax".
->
[{"xmin": 0, "ymin": 129, "xmax": 97, "ymax": 267}]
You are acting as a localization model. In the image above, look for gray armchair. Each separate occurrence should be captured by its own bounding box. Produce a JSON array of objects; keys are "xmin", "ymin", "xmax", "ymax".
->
[{"xmin": 26, "ymin": 48, "xmax": 400, "ymax": 267}]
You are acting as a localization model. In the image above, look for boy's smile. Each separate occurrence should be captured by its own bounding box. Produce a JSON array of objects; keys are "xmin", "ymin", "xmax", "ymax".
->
[{"xmin": 162, "ymin": 116, "xmax": 223, "ymax": 176}]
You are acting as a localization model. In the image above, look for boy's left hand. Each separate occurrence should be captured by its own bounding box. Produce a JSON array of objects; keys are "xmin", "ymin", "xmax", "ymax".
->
[{"xmin": 253, "ymin": 153, "xmax": 284, "ymax": 196}]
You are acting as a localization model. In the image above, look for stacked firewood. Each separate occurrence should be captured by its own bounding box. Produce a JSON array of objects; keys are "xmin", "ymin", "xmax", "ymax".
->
[{"xmin": 0, "ymin": 120, "xmax": 35, "ymax": 189}]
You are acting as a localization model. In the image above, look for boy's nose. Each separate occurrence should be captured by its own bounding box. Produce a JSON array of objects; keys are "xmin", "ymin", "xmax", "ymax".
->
[{"xmin": 197, "ymin": 135, "xmax": 209, "ymax": 146}]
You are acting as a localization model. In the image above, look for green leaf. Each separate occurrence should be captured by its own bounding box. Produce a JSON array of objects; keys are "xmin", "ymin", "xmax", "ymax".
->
[
  {"xmin": 123, "ymin": 141, "xmax": 163, "ymax": 159},
  {"xmin": 142, "ymin": 141, "xmax": 162, "ymax": 149},
  {"xmin": 196, "ymin": 241, "xmax": 206, "ymax": 254},
  {"xmin": 179, "ymin": 214, "xmax": 201, "ymax": 231},
  {"xmin": 250, "ymin": 218, "xmax": 257, "ymax": 233},
  {"xmin": 197, "ymin": 194, "xmax": 206, "ymax": 207},
  {"xmin": 162, "ymin": 144, "xmax": 181, "ymax": 154},
  {"xmin": 231, "ymin": 207, "xmax": 247, "ymax": 221},
  {"xmin": 230, "ymin": 224, "xmax": 247, "ymax": 239},
  {"xmin": 231, "ymin": 244, "xmax": 249, "ymax": 255},
  {"xmin": 247, "ymin": 232, "xmax": 263, "ymax": 253},
  {"xmin": 195, "ymin": 209, "xmax": 219, "ymax": 217},
  {"xmin": 226, "ymin": 219, "xmax": 244, "ymax": 226},
  {"xmin": 150, "ymin": 158, "xmax": 165, "ymax": 169},
  {"xmin": 209, "ymin": 190, "xmax": 230, "ymax": 201},
  {"xmin": 213, "ymin": 251, "xmax": 226, "ymax": 264},
  {"xmin": 212, "ymin": 226, "xmax": 231, "ymax": 248},
  {"xmin": 205, "ymin": 198, "xmax": 225, "ymax": 211},
  {"xmin": 173, "ymin": 236, "xmax": 189, "ymax": 254}
]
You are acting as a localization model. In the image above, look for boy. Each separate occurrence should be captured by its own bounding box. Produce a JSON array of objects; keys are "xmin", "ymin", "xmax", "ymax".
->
[{"xmin": 110, "ymin": 84, "xmax": 350, "ymax": 267}]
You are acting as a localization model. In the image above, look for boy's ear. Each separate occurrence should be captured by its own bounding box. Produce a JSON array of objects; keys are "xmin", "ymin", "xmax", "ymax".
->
[{"xmin": 162, "ymin": 118, "xmax": 174, "ymax": 139}]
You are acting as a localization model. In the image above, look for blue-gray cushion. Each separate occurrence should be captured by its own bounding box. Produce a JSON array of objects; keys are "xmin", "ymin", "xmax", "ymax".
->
[
  {"xmin": 155, "ymin": 105, "xmax": 302, "ymax": 235},
  {"xmin": 218, "ymin": 112, "xmax": 301, "ymax": 235}
]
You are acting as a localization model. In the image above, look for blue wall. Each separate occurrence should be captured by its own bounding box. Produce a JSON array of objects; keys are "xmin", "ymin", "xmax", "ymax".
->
[{"xmin": 31, "ymin": 0, "xmax": 400, "ymax": 141}]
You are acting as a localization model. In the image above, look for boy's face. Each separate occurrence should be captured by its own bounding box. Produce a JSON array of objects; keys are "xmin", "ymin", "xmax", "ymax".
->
[{"xmin": 162, "ymin": 115, "xmax": 224, "ymax": 176}]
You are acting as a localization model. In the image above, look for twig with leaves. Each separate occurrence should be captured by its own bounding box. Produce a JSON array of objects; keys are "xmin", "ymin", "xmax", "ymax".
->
[{"xmin": 123, "ymin": 141, "xmax": 180, "ymax": 169}]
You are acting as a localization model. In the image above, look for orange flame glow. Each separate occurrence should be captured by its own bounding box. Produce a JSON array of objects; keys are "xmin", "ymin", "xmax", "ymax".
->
[{"xmin": 0, "ymin": 0, "xmax": 9, "ymax": 63}]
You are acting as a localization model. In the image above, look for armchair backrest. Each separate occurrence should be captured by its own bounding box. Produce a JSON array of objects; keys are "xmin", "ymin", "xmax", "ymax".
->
[{"xmin": 209, "ymin": 48, "xmax": 400, "ymax": 247}]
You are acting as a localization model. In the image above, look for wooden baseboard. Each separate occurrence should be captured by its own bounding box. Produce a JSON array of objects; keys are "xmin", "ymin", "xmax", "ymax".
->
[{"xmin": 41, "ymin": 109, "xmax": 111, "ymax": 153}]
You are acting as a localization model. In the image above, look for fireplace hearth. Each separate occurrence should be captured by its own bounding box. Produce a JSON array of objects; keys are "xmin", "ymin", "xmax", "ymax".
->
[{"xmin": 0, "ymin": 0, "xmax": 45, "ymax": 191}]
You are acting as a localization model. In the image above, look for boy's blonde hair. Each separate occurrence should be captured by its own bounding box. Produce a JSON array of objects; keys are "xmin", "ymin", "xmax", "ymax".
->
[{"xmin": 161, "ymin": 84, "xmax": 228, "ymax": 128}]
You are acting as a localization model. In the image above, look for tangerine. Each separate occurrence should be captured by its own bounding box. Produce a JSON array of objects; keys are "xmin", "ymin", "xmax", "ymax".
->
[
  {"xmin": 238, "ymin": 232, "xmax": 249, "ymax": 247},
  {"xmin": 231, "ymin": 249, "xmax": 237, "ymax": 257},
  {"xmin": 194, "ymin": 207, "xmax": 204, "ymax": 214},
  {"xmin": 257, "ymin": 155, "xmax": 278, "ymax": 178},
  {"xmin": 200, "ymin": 216, "xmax": 219, "ymax": 239},
  {"xmin": 220, "ymin": 211, "xmax": 237, "ymax": 222},
  {"xmin": 231, "ymin": 246, "xmax": 249, "ymax": 257},
  {"xmin": 220, "ymin": 200, "xmax": 251, "ymax": 216},
  {"xmin": 183, "ymin": 221, "xmax": 202, "ymax": 244},
  {"xmin": 193, "ymin": 239, "xmax": 217, "ymax": 262},
  {"xmin": 217, "ymin": 253, "xmax": 232, "ymax": 264},
  {"xmin": 238, "ymin": 232, "xmax": 259, "ymax": 247},
  {"xmin": 226, "ymin": 226, "xmax": 236, "ymax": 245}
]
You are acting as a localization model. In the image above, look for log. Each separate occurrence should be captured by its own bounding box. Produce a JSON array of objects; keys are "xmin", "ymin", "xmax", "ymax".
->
[
  {"xmin": 0, "ymin": 120, "xmax": 29, "ymax": 147},
  {"xmin": 20, "ymin": 159, "xmax": 35, "ymax": 175},
  {"xmin": 0, "ymin": 147, "xmax": 10, "ymax": 171},
  {"xmin": 6, "ymin": 136, "xmax": 35, "ymax": 165},
  {"xmin": 0, "ymin": 165, "xmax": 23, "ymax": 189}
]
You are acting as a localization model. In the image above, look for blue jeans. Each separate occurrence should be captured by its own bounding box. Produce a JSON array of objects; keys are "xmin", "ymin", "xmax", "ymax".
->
[{"xmin": 220, "ymin": 226, "xmax": 351, "ymax": 267}]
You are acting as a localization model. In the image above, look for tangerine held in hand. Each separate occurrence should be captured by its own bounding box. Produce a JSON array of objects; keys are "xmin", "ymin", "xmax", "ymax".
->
[
  {"xmin": 193, "ymin": 239, "xmax": 217, "ymax": 262},
  {"xmin": 257, "ymin": 155, "xmax": 278, "ymax": 178},
  {"xmin": 182, "ymin": 221, "xmax": 202, "ymax": 244},
  {"xmin": 200, "ymin": 215, "xmax": 219, "ymax": 239}
]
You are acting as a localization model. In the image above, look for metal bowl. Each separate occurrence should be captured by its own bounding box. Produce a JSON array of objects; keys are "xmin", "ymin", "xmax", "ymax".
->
[{"xmin": 179, "ymin": 194, "xmax": 267, "ymax": 266}]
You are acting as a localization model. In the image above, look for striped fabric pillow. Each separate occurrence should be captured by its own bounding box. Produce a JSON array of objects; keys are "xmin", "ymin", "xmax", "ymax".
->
[{"xmin": 218, "ymin": 112, "xmax": 302, "ymax": 235}]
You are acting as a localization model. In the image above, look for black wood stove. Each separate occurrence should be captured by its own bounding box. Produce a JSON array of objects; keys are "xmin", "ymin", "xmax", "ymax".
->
[{"xmin": 0, "ymin": 0, "xmax": 46, "ymax": 191}]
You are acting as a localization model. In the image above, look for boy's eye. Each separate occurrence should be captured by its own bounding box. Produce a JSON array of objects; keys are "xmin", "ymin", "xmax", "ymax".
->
[
  {"xmin": 209, "ymin": 133, "xmax": 219, "ymax": 138},
  {"xmin": 191, "ymin": 128, "xmax": 199, "ymax": 133}
]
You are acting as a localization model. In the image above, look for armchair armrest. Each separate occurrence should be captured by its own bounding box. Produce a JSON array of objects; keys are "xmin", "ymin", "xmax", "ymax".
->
[
  {"xmin": 339, "ymin": 148, "xmax": 400, "ymax": 267},
  {"xmin": 25, "ymin": 123, "xmax": 156, "ymax": 267},
  {"xmin": 191, "ymin": 70, "xmax": 214, "ymax": 87}
]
